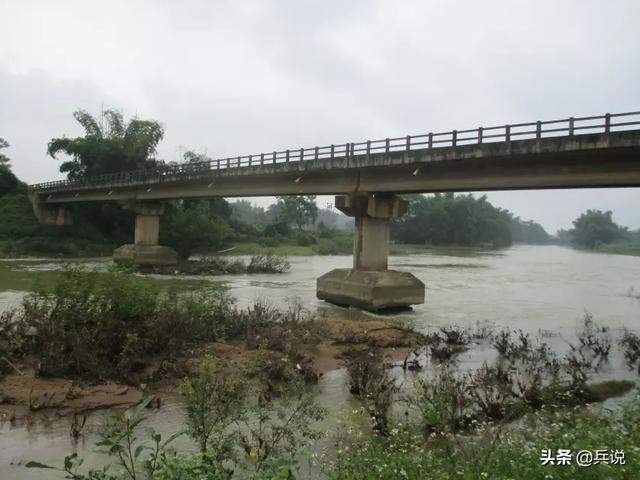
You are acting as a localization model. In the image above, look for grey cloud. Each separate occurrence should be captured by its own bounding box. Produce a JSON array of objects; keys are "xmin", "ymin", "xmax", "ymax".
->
[{"xmin": 1, "ymin": 0, "xmax": 639, "ymax": 232}]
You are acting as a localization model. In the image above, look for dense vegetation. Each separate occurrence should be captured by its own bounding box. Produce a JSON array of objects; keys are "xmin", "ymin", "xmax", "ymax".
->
[
  {"xmin": 558, "ymin": 209, "xmax": 640, "ymax": 254},
  {"xmin": 47, "ymin": 109, "xmax": 164, "ymax": 179},
  {"xmin": 391, "ymin": 193, "xmax": 550, "ymax": 248},
  {"xmin": 0, "ymin": 265, "xmax": 330, "ymax": 383}
]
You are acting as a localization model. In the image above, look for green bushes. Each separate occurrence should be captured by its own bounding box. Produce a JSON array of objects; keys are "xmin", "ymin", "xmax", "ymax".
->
[
  {"xmin": 1, "ymin": 266, "xmax": 333, "ymax": 383},
  {"xmin": 181, "ymin": 355, "xmax": 244, "ymax": 460},
  {"xmin": 160, "ymin": 254, "xmax": 291, "ymax": 275},
  {"xmin": 2, "ymin": 266, "xmax": 235, "ymax": 380},
  {"xmin": 0, "ymin": 192, "xmax": 115, "ymax": 257},
  {"xmin": 330, "ymin": 394, "xmax": 640, "ymax": 479},
  {"xmin": 28, "ymin": 353, "xmax": 326, "ymax": 479}
]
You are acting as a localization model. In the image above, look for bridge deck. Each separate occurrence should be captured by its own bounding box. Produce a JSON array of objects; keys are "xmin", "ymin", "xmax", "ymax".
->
[{"xmin": 29, "ymin": 112, "xmax": 640, "ymax": 203}]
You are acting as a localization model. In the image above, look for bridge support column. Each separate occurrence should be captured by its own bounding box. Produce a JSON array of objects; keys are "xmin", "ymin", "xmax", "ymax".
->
[
  {"xmin": 113, "ymin": 202, "xmax": 178, "ymax": 267},
  {"xmin": 316, "ymin": 193, "xmax": 425, "ymax": 311}
]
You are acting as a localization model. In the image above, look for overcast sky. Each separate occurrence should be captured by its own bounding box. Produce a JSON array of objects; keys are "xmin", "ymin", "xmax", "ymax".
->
[{"xmin": 1, "ymin": 0, "xmax": 639, "ymax": 233}]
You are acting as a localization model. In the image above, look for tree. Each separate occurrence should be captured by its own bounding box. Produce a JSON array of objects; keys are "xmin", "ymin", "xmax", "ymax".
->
[
  {"xmin": 0, "ymin": 137, "xmax": 10, "ymax": 165},
  {"xmin": 161, "ymin": 202, "xmax": 230, "ymax": 260},
  {"xmin": 509, "ymin": 216, "xmax": 550, "ymax": 244},
  {"xmin": 0, "ymin": 138, "xmax": 21, "ymax": 196},
  {"xmin": 48, "ymin": 109, "xmax": 164, "ymax": 180},
  {"xmin": 570, "ymin": 209, "xmax": 623, "ymax": 249},
  {"xmin": 391, "ymin": 193, "xmax": 512, "ymax": 248},
  {"xmin": 275, "ymin": 195, "xmax": 318, "ymax": 230}
]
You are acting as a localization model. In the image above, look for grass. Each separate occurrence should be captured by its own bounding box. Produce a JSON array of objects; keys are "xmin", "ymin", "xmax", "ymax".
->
[
  {"xmin": 330, "ymin": 395, "xmax": 640, "ymax": 479},
  {"xmin": 225, "ymin": 242, "xmax": 316, "ymax": 256},
  {"xmin": 596, "ymin": 243, "xmax": 640, "ymax": 257}
]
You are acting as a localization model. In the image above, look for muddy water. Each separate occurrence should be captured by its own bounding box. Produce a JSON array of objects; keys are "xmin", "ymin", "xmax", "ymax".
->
[{"xmin": 1, "ymin": 245, "xmax": 639, "ymax": 479}]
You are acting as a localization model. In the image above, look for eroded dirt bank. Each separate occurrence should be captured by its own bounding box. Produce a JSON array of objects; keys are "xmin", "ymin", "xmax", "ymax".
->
[{"xmin": 0, "ymin": 317, "xmax": 421, "ymax": 420}]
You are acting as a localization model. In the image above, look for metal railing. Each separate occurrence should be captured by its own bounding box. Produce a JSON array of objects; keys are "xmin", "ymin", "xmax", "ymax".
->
[{"xmin": 29, "ymin": 111, "xmax": 640, "ymax": 193}]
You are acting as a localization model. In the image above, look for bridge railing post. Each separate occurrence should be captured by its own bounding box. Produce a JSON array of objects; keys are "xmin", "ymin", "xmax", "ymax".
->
[
  {"xmin": 569, "ymin": 117, "xmax": 575, "ymax": 136},
  {"xmin": 315, "ymin": 146, "xmax": 319, "ymax": 160},
  {"xmin": 536, "ymin": 121, "xmax": 542, "ymax": 139},
  {"xmin": 260, "ymin": 153, "xmax": 264, "ymax": 166},
  {"xmin": 330, "ymin": 144, "xmax": 335, "ymax": 159},
  {"xmin": 273, "ymin": 151, "xmax": 276, "ymax": 164},
  {"xmin": 505, "ymin": 125, "xmax": 511, "ymax": 142},
  {"xmin": 385, "ymin": 138, "xmax": 390, "ymax": 154},
  {"xmin": 605, "ymin": 113, "xmax": 611, "ymax": 133},
  {"xmin": 406, "ymin": 135, "xmax": 411, "ymax": 152},
  {"xmin": 478, "ymin": 127, "xmax": 483, "ymax": 144},
  {"xmin": 286, "ymin": 149, "xmax": 290, "ymax": 163},
  {"xmin": 300, "ymin": 148, "xmax": 304, "ymax": 162},
  {"xmin": 366, "ymin": 140, "xmax": 371, "ymax": 159},
  {"xmin": 452, "ymin": 130, "xmax": 457, "ymax": 147},
  {"xmin": 428, "ymin": 133, "xmax": 433, "ymax": 148}
]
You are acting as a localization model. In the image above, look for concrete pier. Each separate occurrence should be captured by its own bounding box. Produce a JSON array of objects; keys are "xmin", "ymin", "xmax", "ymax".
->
[
  {"xmin": 113, "ymin": 202, "xmax": 178, "ymax": 266},
  {"xmin": 317, "ymin": 193, "xmax": 425, "ymax": 311}
]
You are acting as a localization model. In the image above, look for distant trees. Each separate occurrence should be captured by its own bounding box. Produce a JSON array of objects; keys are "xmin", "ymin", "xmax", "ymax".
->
[
  {"xmin": 48, "ymin": 109, "xmax": 164, "ymax": 180},
  {"xmin": 161, "ymin": 202, "xmax": 230, "ymax": 259},
  {"xmin": 509, "ymin": 216, "xmax": 551, "ymax": 244},
  {"xmin": 0, "ymin": 138, "xmax": 21, "ymax": 196},
  {"xmin": 391, "ymin": 193, "xmax": 512, "ymax": 248},
  {"xmin": 567, "ymin": 209, "xmax": 624, "ymax": 249},
  {"xmin": 275, "ymin": 195, "xmax": 319, "ymax": 230}
]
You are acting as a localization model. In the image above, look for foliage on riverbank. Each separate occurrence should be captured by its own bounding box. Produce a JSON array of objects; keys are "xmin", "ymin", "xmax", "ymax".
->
[
  {"xmin": 0, "ymin": 191, "xmax": 117, "ymax": 257},
  {"xmin": 29, "ymin": 361, "xmax": 326, "ymax": 479},
  {"xmin": 141, "ymin": 254, "xmax": 291, "ymax": 275},
  {"xmin": 391, "ymin": 193, "xmax": 547, "ymax": 248},
  {"xmin": 330, "ymin": 395, "xmax": 640, "ymax": 480},
  {"xmin": 596, "ymin": 243, "xmax": 640, "ymax": 257},
  {"xmin": 0, "ymin": 266, "xmax": 327, "ymax": 383},
  {"xmin": 557, "ymin": 209, "xmax": 640, "ymax": 254}
]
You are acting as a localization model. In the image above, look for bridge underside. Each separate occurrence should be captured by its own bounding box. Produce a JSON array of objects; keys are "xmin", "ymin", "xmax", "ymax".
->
[{"xmin": 28, "ymin": 130, "xmax": 640, "ymax": 312}]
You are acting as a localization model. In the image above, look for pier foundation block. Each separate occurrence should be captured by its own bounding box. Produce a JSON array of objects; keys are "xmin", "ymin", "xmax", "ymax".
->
[
  {"xmin": 113, "ymin": 202, "xmax": 178, "ymax": 267},
  {"xmin": 316, "ymin": 193, "xmax": 425, "ymax": 311}
]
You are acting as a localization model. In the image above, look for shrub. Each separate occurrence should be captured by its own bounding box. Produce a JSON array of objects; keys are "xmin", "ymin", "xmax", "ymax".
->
[
  {"xmin": 239, "ymin": 350, "xmax": 326, "ymax": 473},
  {"xmin": 181, "ymin": 355, "xmax": 244, "ymax": 460},
  {"xmin": 620, "ymin": 329, "xmax": 640, "ymax": 369},
  {"xmin": 246, "ymin": 254, "xmax": 290, "ymax": 273},
  {"xmin": 414, "ymin": 368, "xmax": 471, "ymax": 434},
  {"xmin": 331, "ymin": 393, "xmax": 640, "ymax": 480},
  {"xmin": 14, "ymin": 265, "xmax": 236, "ymax": 381},
  {"xmin": 577, "ymin": 311, "xmax": 612, "ymax": 359},
  {"xmin": 343, "ymin": 348, "xmax": 398, "ymax": 431}
]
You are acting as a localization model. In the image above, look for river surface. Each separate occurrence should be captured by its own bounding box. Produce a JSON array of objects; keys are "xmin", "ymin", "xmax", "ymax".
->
[{"xmin": 1, "ymin": 245, "xmax": 639, "ymax": 479}]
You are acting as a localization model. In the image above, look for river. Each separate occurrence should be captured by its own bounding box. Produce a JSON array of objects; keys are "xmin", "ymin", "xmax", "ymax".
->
[{"xmin": 1, "ymin": 245, "xmax": 639, "ymax": 479}]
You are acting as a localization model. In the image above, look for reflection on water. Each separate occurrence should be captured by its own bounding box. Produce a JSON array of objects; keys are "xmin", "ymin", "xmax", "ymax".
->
[{"xmin": 1, "ymin": 245, "xmax": 640, "ymax": 479}]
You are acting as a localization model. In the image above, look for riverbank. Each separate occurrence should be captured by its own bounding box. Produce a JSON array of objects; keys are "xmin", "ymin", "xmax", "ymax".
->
[
  {"xmin": 224, "ymin": 241, "xmax": 508, "ymax": 256},
  {"xmin": 0, "ymin": 316, "xmax": 421, "ymax": 421},
  {"xmin": 1, "ymin": 247, "xmax": 640, "ymax": 479},
  {"xmin": 596, "ymin": 243, "xmax": 640, "ymax": 257}
]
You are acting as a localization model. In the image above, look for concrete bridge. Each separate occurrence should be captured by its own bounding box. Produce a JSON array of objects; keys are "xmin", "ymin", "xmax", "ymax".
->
[{"xmin": 28, "ymin": 111, "xmax": 640, "ymax": 311}]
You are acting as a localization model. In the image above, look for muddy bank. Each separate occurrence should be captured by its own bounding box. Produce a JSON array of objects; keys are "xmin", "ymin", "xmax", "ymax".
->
[
  {"xmin": 0, "ymin": 371, "xmax": 143, "ymax": 420},
  {"xmin": 0, "ymin": 317, "xmax": 420, "ymax": 420}
]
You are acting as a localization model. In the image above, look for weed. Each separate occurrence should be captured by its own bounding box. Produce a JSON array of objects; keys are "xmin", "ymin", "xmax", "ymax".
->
[
  {"xmin": 344, "ymin": 347, "xmax": 398, "ymax": 431},
  {"xmin": 577, "ymin": 311, "xmax": 612, "ymax": 359},
  {"xmin": 620, "ymin": 329, "xmax": 640, "ymax": 370},
  {"xmin": 181, "ymin": 355, "xmax": 244, "ymax": 460},
  {"xmin": 414, "ymin": 368, "xmax": 472, "ymax": 434}
]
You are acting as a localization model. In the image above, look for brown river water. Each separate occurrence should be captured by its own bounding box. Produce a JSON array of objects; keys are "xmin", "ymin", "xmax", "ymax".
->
[{"xmin": 0, "ymin": 245, "xmax": 639, "ymax": 479}]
